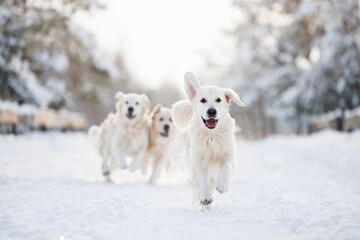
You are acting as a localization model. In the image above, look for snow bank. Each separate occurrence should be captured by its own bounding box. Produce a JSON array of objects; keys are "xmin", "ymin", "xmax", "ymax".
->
[
  {"xmin": 0, "ymin": 100, "xmax": 86, "ymax": 131},
  {"xmin": 0, "ymin": 131, "xmax": 359, "ymax": 239},
  {"xmin": 0, "ymin": 99, "xmax": 38, "ymax": 116}
]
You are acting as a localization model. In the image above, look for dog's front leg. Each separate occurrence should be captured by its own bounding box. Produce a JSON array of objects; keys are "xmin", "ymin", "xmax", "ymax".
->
[
  {"xmin": 112, "ymin": 138, "xmax": 127, "ymax": 169},
  {"xmin": 164, "ymin": 155, "xmax": 174, "ymax": 172},
  {"xmin": 148, "ymin": 158, "xmax": 164, "ymax": 184},
  {"xmin": 100, "ymin": 146, "xmax": 110, "ymax": 176},
  {"xmin": 216, "ymin": 160, "xmax": 231, "ymax": 194},
  {"xmin": 193, "ymin": 155, "xmax": 212, "ymax": 205}
]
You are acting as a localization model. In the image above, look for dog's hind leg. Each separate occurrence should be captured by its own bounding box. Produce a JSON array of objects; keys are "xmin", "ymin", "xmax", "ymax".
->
[{"xmin": 101, "ymin": 147, "xmax": 111, "ymax": 177}]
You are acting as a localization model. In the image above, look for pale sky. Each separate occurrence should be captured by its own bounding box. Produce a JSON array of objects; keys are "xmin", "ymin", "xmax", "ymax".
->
[{"xmin": 73, "ymin": 0, "xmax": 238, "ymax": 89}]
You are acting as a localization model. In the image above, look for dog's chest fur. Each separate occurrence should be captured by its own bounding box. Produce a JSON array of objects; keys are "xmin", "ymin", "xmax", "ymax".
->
[
  {"xmin": 190, "ymin": 116, "xmax": 235, "ymax": 164},
  {"xmin": 149, "ymin": 130, "xmax": 174, "ymax": 156},
  {"xmin": 116, "ymin": 116, "xmax": 149, "ymax": 156}
]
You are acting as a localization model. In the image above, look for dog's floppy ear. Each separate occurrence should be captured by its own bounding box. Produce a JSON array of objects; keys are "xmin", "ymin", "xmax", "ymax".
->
[
  {"xmin": 115, "ymin": 92, "xmax": 124, "ymax": 112},
  {"xmin": 116, "ymin": 102, "xmax": 121, "ymax": 112},
  {"xmin": 141, "ymin": 94, "xmax": 150, "ymax": 110},
  {"xmin": 184, "ymin": 71, "xmax": 200, "ymax": 100},
  {"xmin": 150, "ymin": 104, "xmax": 162, "ymax": 120},
  {"xmin": 225, "ymin": 88, "xmax": 245, "ymax": 107},
  {"xmin": 115, "ymin": 91, "xmax": 124, "ymax": 100}
]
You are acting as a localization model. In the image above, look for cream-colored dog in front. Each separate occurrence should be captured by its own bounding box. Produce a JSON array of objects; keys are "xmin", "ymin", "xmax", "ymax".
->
[
  {"xmin": 172, "ymin": 72, "xmax": 244, "ymax": 206},
  {"xmin": 89, "ymin": 92, "xmax": 150, "ymax": 179},
  {"xmin": 144, "ymin": 104, "xmax": 177, "ymax": 184}
]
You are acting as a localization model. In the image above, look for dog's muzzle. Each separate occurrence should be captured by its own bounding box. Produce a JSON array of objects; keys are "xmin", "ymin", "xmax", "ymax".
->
[
  {"xmin": 126, "ymin": 113, "xmax": 136, "ymax": 119},
  {"xmin": 161, "ymin": 124, "xmax": 170, "ymax": 137},
  {"xmin": 202, "ymin": 117, "xmax": 218, "ymax": 129},
  {"xmin": 126, "ymin": 107, "xmax": 135, "ymax": 119}
]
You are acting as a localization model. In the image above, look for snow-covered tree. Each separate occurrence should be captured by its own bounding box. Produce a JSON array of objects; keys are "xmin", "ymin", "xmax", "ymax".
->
[
  {"xmin": 0, "ymin": 0, "xmax": 120, "ymax": 111},
  {"xmin": 225, "ymin": 0, "xmax": 360, "ymax": 136},
  {"xmin": 289, "ymin": 0, "xmax": 360, "ymax": 130}
]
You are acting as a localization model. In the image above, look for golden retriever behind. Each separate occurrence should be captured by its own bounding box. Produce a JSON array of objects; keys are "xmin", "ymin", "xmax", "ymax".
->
[
  {"xmin": 143, "ymin": 104, "xmax": 178, "ymax": 184},
  {"xmin": 88, "ymin": 92, "xmax": 150, "ymax": 180},
  {"xmin": 172, "ymin": 72, "xmax": 244, "ymax": 207}
]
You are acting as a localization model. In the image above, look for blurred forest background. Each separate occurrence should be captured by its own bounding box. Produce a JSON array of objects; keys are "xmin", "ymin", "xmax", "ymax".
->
[{"xmin": 1, "ymin": 0, "xmax": 359, "ymax": 138}]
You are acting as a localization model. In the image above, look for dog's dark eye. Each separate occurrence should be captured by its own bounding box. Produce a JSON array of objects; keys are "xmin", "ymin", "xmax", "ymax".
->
[
  {"xmin": 216, "ymin": 98, "xmax": 221, "ymax": 103},
  {"xmin": 159, "ymin": 118, "xmax": 163, "ymax": 121},
  {"xmin": 169, "ymin": 118, "xmax": 172, "ymax": 122},
  {"xmin": 200, "ymin": 98, "xmax": 207, "ymax": 103},
  {"xmin": 136, "ymin": 102, "xmax": 139, "ymax": 105},
  {"xmin": 125, "ymin": 101, "xmax": 129, "ymax": 104}
]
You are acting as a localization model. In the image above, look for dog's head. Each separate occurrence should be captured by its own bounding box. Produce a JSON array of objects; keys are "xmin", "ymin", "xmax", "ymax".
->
[
  {"xmin": 151, "ymin": 104, "xmax": 174, "ymax": 138},
  {"xmin": 115, "ymin": 92, "xmax": 150, "ymax": 121},
  {"xmin": 184, "ymin": 71, "xmax": 244, "ymax": 130}
]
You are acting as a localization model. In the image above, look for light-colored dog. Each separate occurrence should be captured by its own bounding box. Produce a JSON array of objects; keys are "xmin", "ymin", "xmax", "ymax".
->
[
  {"xmin": 89, "ymin": 92, "xmax": 150, "ymax": 178},
  {"xmin": 143, "ymin": 104, "xmax": 177, "ymax": 184},
  {"xmin": 172, "ymin": 72, "xmax": 244, "ymax": 206}
]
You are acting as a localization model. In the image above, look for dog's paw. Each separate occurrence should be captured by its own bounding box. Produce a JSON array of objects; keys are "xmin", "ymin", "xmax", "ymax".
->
[
  {"xmin": 102, "ymin": 171, "xmax": 112, "ymax": 182},
  {"xmin": 200, "ymin": 197, "xmax": 213, "ymax": 206},
  {"xmin": 216, "ymin": 179, "xmax": 229, "ymax": 194}
]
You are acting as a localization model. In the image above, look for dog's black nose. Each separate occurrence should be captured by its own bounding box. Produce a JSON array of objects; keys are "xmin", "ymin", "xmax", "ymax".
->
[
  {"xmin": 207, "ymin": 108, "xmax": 217, "ymax": 117},
  {"xmin": 128, "ymin": 107, "xmax": 134, "ymax": 113},
  {"xmin": 164, "ymin": 124, "xmax": 169, "ymax": 132}
]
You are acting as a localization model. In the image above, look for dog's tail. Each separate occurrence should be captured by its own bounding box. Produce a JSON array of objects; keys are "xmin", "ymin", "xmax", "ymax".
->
[
  {"xmin": 172, "ymin": 100, "xmax": 193, "ymax": 131},
  {"xmin": 88, "ymin": 125, "xmax": 101, "ymax": 149}
]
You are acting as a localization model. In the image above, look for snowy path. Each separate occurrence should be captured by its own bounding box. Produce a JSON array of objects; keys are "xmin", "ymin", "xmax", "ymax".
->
[{"xmin": 1, "ymin": 131, "xmax": 360, "ymax": 239}]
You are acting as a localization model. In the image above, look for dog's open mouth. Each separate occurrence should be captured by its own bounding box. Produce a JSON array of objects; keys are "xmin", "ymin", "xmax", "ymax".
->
[
  {"xmin": 202, "ymin": 117, "xmax": 218, "ymax": 129},
  {"xmin": 126, "ymin": 113, "xmax": 136, "ymax": 119},
  {"xmin": 160, "ymin": 131, "xmax": 169, "ymax": 137}
]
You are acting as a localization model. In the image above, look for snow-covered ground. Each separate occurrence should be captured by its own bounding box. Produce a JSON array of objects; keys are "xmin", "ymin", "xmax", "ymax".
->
[{"xmin": 1, "ymin": 130, "xmax": 360, "ymax": 239}]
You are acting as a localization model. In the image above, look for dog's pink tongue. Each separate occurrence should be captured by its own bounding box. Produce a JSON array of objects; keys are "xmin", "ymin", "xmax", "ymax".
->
[{"xmin": 206, "ymin": 118, "xmax": 217, "ymax": 128}]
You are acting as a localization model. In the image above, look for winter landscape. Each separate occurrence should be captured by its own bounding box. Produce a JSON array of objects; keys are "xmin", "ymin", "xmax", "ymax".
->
[
  {"xmin": 1, "ymin": 130, "xmax": 360, "ymax": 239},
  {"xmin": 1, "ymin": 0, "xmax": 360, "ymax": 239}
]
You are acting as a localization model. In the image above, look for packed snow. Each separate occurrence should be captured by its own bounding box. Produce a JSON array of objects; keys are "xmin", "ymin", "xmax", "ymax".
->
[{"xmin": 1, "ymin": 130, "xmax": 360, "ymax": 239}]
